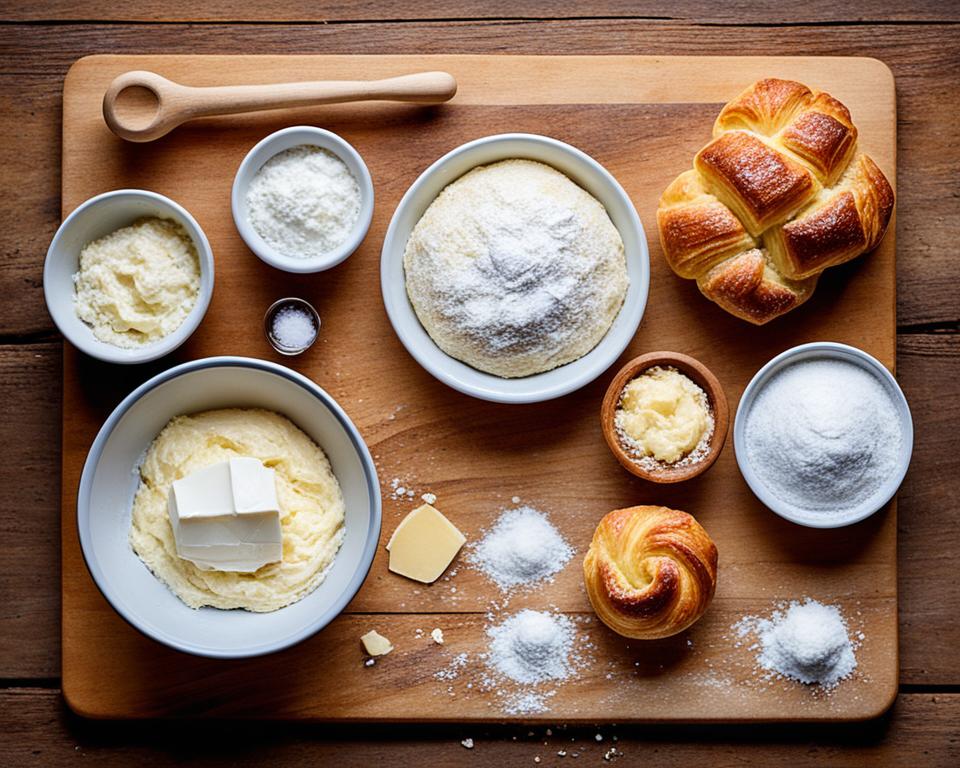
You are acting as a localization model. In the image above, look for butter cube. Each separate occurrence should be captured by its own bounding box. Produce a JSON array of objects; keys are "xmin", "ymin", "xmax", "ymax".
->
[
  {"xmin": 168, "ymin": 457, "xmax": 282, "ymax": 573},
  {"xmin": 386, "ymin": 503, "xmax": 465, "ymax": 584}
]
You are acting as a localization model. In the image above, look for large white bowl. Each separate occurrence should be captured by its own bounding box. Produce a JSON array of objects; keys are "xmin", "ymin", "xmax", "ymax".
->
[
  {"xmin": 232, "ymin": 126, "xmax": 374, "ymax": 274},
  {"xmin": 78, "ymin": 357, "xmax": 381, "ymax": 658},
  {"xmin": 44, "ymin": 189, "xmax": 214, "ymax": 364},
  {"xmin": 734, "ymin": 342, "xmax": 913, "ymax": 529},
  {"xmin": 380, "ymin": 133, "xmax": 650, "ymax": 404}
]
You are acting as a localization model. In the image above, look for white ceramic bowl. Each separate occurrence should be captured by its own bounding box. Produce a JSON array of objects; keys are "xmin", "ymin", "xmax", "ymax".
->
[
  {"xmin": 231, "ymin": 126, "xmax": 374, "ymax": 273},
  {"xmin": 380, "ymin": 133, "xmax": 650, "ymax": 404},
  {"xmin": 734, "ymin": 342, "xmax": 913, "ymax": 528},
  {"xmin": 43, "ymin": 189, "xmax": 214, "ymax": 364},
  {"xmin": 78, "ymin": 357, "xmax": 381, "ymax": 658}
]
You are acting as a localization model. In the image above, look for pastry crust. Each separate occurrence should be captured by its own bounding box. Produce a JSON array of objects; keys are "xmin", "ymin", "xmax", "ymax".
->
[
  {"xmin": 658, "ymin": 78, "xmax": 893, "ymax": 324},
  {"xmin": 657, "ymin": 170, "xmax": 756, "ymax": 279},
  {"xmin": 583, "ymin": 506, "xmax": 718, "ymax": 640},
  {"xmin": 695, "ymin": 131, "xmax": 819, "ymax": 236},
  {"xmin": 697, "ymin": 249, "xmax": 817, "ymax": 325}
]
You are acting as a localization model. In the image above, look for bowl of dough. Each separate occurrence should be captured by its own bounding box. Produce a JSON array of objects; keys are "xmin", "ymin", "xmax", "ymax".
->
[
  {"xmin": 381, "ymin": 133, "xmax": 650, "ymax": 403},
  {"xmin": 77, "ymin": 356, "xmax": 381, "ymax": 658},
  {"xmin": 43, "ymin": 189, "xmax": 215, "ymax": 364}
]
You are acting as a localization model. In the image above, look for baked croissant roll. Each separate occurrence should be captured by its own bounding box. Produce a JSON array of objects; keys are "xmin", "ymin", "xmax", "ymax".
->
[
  {"xmin": 583, "ymin": 506, "xmax": 718, "ymax": 639},
  {"xmin": 658, "ymin": 78, "xmax": 894, "ymax": 324}
]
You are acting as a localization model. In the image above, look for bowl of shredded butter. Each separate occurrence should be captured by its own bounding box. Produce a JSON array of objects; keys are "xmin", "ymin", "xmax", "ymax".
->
[{"xmin": 44, "ymin": 189, "xmax": 214, "ymax": 364}]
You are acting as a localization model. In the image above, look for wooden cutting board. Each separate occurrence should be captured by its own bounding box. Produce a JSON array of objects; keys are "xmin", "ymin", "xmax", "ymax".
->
[{"xmin": 60, "ymin": 54, "xmax": 898, "ymax": 722}]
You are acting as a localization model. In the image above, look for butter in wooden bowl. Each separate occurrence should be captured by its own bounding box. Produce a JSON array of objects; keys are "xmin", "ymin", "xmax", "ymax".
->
[{"xmin": 601, "ymin": 352, "xmax": 729, "ymax": 483}]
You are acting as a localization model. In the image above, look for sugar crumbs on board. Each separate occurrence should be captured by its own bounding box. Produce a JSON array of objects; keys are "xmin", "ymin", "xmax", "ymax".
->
[
  {"xmin": 388, "ymin": 477, "xmax": 417, "ymax": 501},
  {"xmin": 733, "ymin": 599, "xmax": 859, "ymax": 690},
  {"xmin": 467, "ymin": 506, "xmax": 574, "ymax": 591}
]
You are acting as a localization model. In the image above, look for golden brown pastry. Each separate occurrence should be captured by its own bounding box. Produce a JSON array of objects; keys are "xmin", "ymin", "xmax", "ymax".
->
[
  {"xmin": 583, "ymin": 506, "xmax": 718, "ymax": 640},
  {"xmin": 658, "ymin": 78, "xmax": 894, "ymax": 324}
]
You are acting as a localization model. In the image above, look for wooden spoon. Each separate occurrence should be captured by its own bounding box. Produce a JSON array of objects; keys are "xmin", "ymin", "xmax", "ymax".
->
[{"xmin": 102, "ymin": 70, "xmax": 458, "ymax": 142}]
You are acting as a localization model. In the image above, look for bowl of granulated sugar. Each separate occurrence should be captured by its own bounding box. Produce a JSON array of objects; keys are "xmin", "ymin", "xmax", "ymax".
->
[
  {"xmin": 232, "ymin": 126, "xmax": 374, "ymax": 274},
  {"xmin": 734, "ymin": 342, "xmax": 913, "ymax": 528}
]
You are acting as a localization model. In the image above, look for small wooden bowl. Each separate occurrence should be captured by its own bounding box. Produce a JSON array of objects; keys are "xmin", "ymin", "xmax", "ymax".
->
[{"xmin": 601, "ymin": 351, "xmax": 729, "ymax": 483}]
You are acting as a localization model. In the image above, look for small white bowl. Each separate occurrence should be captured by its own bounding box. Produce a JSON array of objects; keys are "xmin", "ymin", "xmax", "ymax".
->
[
  {"xmin": 380, "ymin": 133, "xmax": 650, "ymax": 404},
  {"xmin": 43, "ymin": 189, "xmax": 214, "ymax": 365},
  {"xmin": 231, "ymin": 126, "xmax": 374, "ymax": 274},
  {"xmin": 78, "ymin": 357, "xmax": 381, "ymax": 658},
  {"xmin": 734, "ymin": 342, "xmax": 913, "ymax": 528}
]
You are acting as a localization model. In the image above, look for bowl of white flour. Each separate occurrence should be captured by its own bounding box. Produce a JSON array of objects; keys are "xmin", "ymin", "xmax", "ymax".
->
[
  {"xmin": 381, "ymin": 133, "xmax": 650, "ymax": 403},
  {"xmin": 734, "ymin": 342, "xmax": 913, "ymax": 528},
  {"xmin": 232, "ymin": 126, "xmax": 374, "ymax": 273}
]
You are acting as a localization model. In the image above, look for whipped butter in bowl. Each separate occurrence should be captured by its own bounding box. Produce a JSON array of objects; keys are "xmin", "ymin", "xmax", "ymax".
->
[
  {"xmin": 130, "ymin": 408, "xmax": 346, "ymax": 613},
  {"xmin": 78, "ymin": 357, "xmax": 380, "ymax": 658},
  {"xmin": 601, "ymin": 351, "xmax": 729, "ymax": 483},
  {"xmin": 44, "ymin": 189, "xmax": 214, "ymax": 364}
]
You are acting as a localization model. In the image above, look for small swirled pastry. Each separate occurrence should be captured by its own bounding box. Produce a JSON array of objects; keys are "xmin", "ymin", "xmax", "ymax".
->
[{"xmin": 583, "ymin": 506, "xmax": 718, "ymax": 639}]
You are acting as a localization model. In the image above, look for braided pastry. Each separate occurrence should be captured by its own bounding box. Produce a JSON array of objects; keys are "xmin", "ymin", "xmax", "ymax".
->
[
  {"xmin": 657, "ymin": 78, "xmax": 894, "ymax": 324},
  {"xmin": 583, "ymin": 506, "xmax": 718, "ymax": 639}
]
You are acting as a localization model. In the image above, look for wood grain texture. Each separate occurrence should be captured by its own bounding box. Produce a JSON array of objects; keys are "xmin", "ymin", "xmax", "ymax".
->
[
  {"xmin": 895, "ymin": 334, "xmax": 960, "ymax": 683},
  {"xmin": 3, "ymin": 0, "xmax": 958, "ymax": 23},
  {"xmin": 0, "ymin": 343, "xmax": 61, "ymax": 678},
  {"xmin": 1, "ymin": 688, "xmax": 959, "ymax": 767},
  {"xmin": 1, "ymin": 22, "xmax": 958, "ymax": 334},
  {"xmin": 58, "ymin": 55, "xmax": 897, "ymax": 722}
]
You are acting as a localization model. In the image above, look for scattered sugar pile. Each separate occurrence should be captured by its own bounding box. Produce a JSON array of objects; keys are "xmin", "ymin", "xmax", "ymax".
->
[
  {"xmin": 468, "ymin": 506, "xmax": 573, "ymax": 590},
  {"xmin": 487, "ymin": 609, "xmax": 577, "ymax": 684},
  {"xmin": 733, "ymin": 599, "xmax": 859, "ymax": 690}
]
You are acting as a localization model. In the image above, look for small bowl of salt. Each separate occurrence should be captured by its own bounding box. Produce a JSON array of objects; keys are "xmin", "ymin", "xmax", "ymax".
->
[
  {"xmin": 232, "ymin": 126, "xmax": 374, "ymax": 274},
  {"xmin": 734, "ymin": 342, "xmax": 913, "ymax": 528},
  {"xmin": 264, "ymin": 297, "xmax": 320, "ymax": 355}
]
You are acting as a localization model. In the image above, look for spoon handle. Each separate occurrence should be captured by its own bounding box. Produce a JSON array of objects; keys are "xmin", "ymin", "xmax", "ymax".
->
[{"xmin": 175, "ymin": 71, "xmax": 458, "ymax": 117}]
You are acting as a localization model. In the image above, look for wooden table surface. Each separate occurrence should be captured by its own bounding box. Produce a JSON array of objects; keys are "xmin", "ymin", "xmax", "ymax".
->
[{"xmin": 0, "ymin": 1, "xmax": 957, "ymax": 765}]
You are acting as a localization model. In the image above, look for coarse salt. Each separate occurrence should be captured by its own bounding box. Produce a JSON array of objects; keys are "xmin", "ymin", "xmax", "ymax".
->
[{"xmin": 270, "ymin": 305, "xmax": 317, "ymax": 350}]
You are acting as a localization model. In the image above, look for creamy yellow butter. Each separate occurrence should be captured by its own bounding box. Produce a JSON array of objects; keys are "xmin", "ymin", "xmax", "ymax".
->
[
  {"xmin": 386, "ymin": 503, "xmax": 465, "ymax": 584},
  {"xmin": 129, "ymin": 408, "xmax": 345, "ymax": 612},
  {"xmin": 74, "ymin": 217, "xmax": 200, "ymax": 348},
  {"xmin": 615, "ymin": 366, "xmax": 711, "ymax": 464}
]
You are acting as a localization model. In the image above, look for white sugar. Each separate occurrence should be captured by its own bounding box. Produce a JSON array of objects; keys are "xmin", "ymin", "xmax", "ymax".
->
[
  {"xmin": 735, "ymin": 599, "xmax": 857, "ymax": 689},
  {"xmin": 468, "ymin": 506, "xmax": 573, "ymax": 590},
  {"xmin": 246, "ymin": 144, "xmax": 361, "ymax": 258},
  {"xmin": 486, "ymin": 610, "xmax": 576, "ymax": 685},
  {"xmin": 744, "ymin": 358, "xmax": 902, "ymax": 516}
]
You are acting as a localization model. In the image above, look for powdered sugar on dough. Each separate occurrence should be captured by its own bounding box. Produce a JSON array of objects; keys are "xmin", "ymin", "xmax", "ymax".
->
[{"xmin": 403, "ymin": 159, "xmax": 629, "ymax": 378}]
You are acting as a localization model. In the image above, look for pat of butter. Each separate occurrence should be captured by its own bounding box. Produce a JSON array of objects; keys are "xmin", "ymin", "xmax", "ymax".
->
[
  {"xmin": 361, "ymin": 630, "xmax": 394, "ymax": 656},
  {"xmin": 168, "ymin": 457, "xmax": 282, "ymax": 573},
  {"xmin": 386, "ymin": 503, "xmax": 465, "ymax": 584}
]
